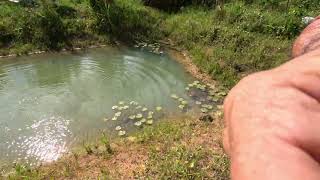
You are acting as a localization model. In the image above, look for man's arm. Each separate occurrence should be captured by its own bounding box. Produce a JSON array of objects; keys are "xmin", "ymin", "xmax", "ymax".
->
[{"xmin": 224, "ymin": 18, "xmax": 320, "ymax": 180}]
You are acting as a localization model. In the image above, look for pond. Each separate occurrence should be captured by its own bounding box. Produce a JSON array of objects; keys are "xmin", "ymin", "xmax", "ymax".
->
[{"xmin": 0, "ymin": 47, "xmax": 199, "ymax": 168}]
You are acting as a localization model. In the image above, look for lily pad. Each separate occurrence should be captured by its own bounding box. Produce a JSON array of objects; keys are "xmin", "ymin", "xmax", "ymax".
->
[
  {"xmin": 136, "ymin": 106, "xmax": 142, "ymax": 109},
  {"xmin": 206, "ymin": 105, "xmax": 213, "ymax": 110},
  {"xmin": 185, "ymin": 87, "xmax": 190, "ymax": 91},
  {"xmin": 103, "ymin": 118, "xmax": 109, "ymax": 122},
  {"xmin": 178, "ymin": 105, "xmax": 185, "ymax": 109},
  {"xmin": 118, "ymin": 107, "xmax": 124, "ymax": 111},
  {"xmin": 142, "ymin": 107, "xmax": 148, "ymax": 112},
  {"xmin": 112, "ymin": 106, "xmax": 118, "ymax": 110},
  {"xmin": 201, "ymin": 104, "xmax": 207, "ymax": 108},
  {"xmin": 178, "ymin": 98, "xmax": 184, "ymax": 102},
  {"xmin": 129, "ymin": 101, "xmax": 136, "ymax": 105},
  {"xmin": 194, "ymin": 80, "xmax": 199, "ymax": 84},
  {"xmin": 195, "ymin": 101, "xmax": 202, "ymax": 105},
  {"xmin": 115, "ymin": 126, "xmax": 122, "ymax": 131},
  {"xmin": 156, "ymin": 106, "xmax": 162, "ymax": 111},
  {"xmin": 147, "ymin": 115, "xmax": 153, "ymax": 119},
  {"xmin": 141, "ymin": 118, "xmax": 146, "ymax": 123},
  {"xmin": 123, "ymin": 105, "xmax": 129, "ymax": 110},
  {"xmin": 118, "ymin": 130, "xmax": 126, "ymax": 136},
  {"xmin": 119, "ymin": 101, "xmax": 125, "ymax": 105},
  {"xmin": 146, "ymin": 120, "xmax": 153, "ymax": 125},
  {"xmin": 115, "ymin": 112, "xmax": 122, "ymax": 117},
  {"xmin": 209, "ymin": 90, "xmax": 216, "ymax": 96},
  {"xmin": 148, "ymin": 111, "xmax": 154, "ymax": 115},
  {"xmin": 207, "ymin": 96, "xmax": 213, "ymax": 101},
  {"xmin": 188, "ymin": 84, "xmax": 194, "ymax": 87},
  {"xmin": 218, "ymin": 91, "xmax": 227, "ymax": 96},
  {"xmin": 129, "ymin": 115, "xmax": 136, "ymax": 120},
  {"xmin": 112, "ymin": 117, "xmax": 117, "ymax": 121},
  {"xmin": 136, "ymin": 114, "xmax": 143, "ymax": 119},
  {"xmin": 211, "ymin": 97, "xmax": 219, "ymax": 102},
  {"xmin": 171, "ymin": 94, "xmax": 178, "ymax": 99},
  {"xmin": 181, "ymin": 101, "xmax": 188, "ymax": 105},
  {"xmin": 134, "ymin": 121, "xmax": 142, "ymax": 127},
  {"xmin": 201, "ymin": 108, "xmax": 208, "ymax": 113}
]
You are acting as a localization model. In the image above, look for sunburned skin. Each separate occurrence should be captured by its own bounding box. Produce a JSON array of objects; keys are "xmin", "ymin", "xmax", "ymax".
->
[
  {"xmin": 224, "ymin": 16, "xmax": 320, "ymax": 180},
  {"xmin": 292, "ymin": 16, "xmax": 320, "ymax": 57}
]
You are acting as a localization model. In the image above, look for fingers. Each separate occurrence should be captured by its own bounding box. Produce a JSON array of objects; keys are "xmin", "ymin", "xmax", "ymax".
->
[
  {"xmin": 292, "ymin": 18, "xmax": 320, "ymax": 57},
  {"xmin": 274, "ymin": 49, "xmax": 320, "ymax": 101}
]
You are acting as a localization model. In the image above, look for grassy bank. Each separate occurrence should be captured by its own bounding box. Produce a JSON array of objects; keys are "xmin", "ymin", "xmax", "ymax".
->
[
  {"xmin": 6, "ymin": 113, "xmax": 229, "ymax": 179},
  {"xmin": 1, "ymin": 0, "xmax": 319, "ymax": 179}
]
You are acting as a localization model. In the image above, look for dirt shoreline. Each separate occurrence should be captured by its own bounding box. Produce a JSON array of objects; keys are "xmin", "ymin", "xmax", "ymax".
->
[{"xmin": 166, "ymin": 47, "xmax": 217, "ymax": 88}]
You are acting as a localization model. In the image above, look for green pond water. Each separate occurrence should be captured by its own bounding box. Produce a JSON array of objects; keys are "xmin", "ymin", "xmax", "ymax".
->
[{"xmin": 0, "ymin": 47, "xmax": 197, "ymax": 167}]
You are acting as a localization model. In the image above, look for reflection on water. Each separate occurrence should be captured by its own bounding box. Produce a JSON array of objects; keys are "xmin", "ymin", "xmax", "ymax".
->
[{"xmin": 0, "ymin": 47, "xmax": 194, "ymax": 167}]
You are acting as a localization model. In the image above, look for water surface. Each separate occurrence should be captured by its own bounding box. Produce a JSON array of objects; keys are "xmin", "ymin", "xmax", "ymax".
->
[{"xmin": 0, "ymin": 47, "xmax": 194, "ymax": 167}]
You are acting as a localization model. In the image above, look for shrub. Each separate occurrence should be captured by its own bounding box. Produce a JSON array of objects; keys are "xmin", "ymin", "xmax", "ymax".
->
[
  {"xmin": 90, "ymin": 0, "xmax": 163, "ymax": 42},
  {"xmin": 37, "ymin": 1, "xmax": 68, "ymax": 49}
]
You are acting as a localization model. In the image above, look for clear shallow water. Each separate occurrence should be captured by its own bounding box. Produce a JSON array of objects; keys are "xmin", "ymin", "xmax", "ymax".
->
[{"xmin": 0, "ymin": 47, "xmax": 194, "ymax": 167}]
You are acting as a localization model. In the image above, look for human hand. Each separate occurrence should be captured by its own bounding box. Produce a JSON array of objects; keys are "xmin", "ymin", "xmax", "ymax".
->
[{"xmin": 224, "ymin": 19, "xmax": 320, "ymax": 180}]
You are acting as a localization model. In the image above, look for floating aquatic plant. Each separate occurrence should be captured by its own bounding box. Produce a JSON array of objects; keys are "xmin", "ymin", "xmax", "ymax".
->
[
  {"xmin": 147, "ymin": 114, "xmax": 153, "ymax": 119},
  {"xmin": 112, "ymin": 106, "xmax": 118, "ymax": 110},
  {"xmin": 119, "ymin": 101, "xmax": 125, "ymax": 105},
  {"xmin": 142, "ymin": 107, "xmax": 148, "ymax": 112},
  {"xmin": 185, "ymin": 87, "xmax": 190, "ymax": 91},
  {"xmin": 156, "ymin": 106, "xmax": 162, "ymax": 111},
  {"xmin": 103, "ymin": 118, "xmax": 109, "ymax": 122},
  {"xmin": 178, "ymin": 98, "xmax": 184, "ymax": 102},
  {"xmin": 195, "ymin": 101, "xmax": 202, "ymax": 105},
  {"xmin": 123, "ymin": 105, "xmax": 129, "ymax": 110},
  {"xmin": 118, "ymin": 130, "xmax": 126, "ymax": 136},
  {"xmin": 178, "ymin": 105, "xmax": 185, "ymax": 109},
  {"xmin": 112, "ymin": 117, "xmax": 117, "ymax": 121},
  {"xmin": 201, "ymin": 108, "xmax": 208, "ymax": 113},
  {"xmin": 211, "ymin": 97, "xmax": 219, "ymax": 102},
  {"xmin": 136, "ymin": 106, "xmax": 142, "ymax": 109},
  {"xmin": 115, "ymin": 126, "xmax": 122, "ymax": 131},
  {"xmin": 218, "ymin": 91, "xmax": 227, "ymax": 96},
  {"xmin": 115, "ymin": 112, "xmax": 122, "ymax": 117},
  {"xmin": 136, "ymin": 113, "xmax": 143, "ymax": 119},
  {"xmin": 129, "ymin": 101, "xmax": 138, "ymax": 105},
  {"xmin": 146, "ymin": 120, "xmax": 153, "ymax": 125},
  {"xmin": 181, "ymin": 101, "xmax": 188, "ymax": 105},
  {"xmin": 129, "ymin": 115, "xmax": 136, "ymax": 120},
  {"xmin": 171, "ymin": 94, "xmax": 178, "ymax": 99},
  {"xmin": 141, "ymin": 118, "xmax": 146, "ymax": 123},
  {"xmin": 134, "ymin": 121, "xmax": 142, "ymax": 127}
]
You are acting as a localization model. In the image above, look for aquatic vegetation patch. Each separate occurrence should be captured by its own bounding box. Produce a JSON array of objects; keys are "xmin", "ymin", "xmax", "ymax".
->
[
  {"xmin": 171, "ymin": 80, "xmax": 226, "ymax": 114},
  {"xmin": 104, "ymin": 101, "xmax": 165, "ymax": 137},
  {"xmin": 103, "ymin": 81, "xmax": 225, "ymax": 138}
]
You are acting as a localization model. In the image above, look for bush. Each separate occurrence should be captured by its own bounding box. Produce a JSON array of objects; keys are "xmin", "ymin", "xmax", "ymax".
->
[
  {"xmin": 56, "ymin": 5, "xmax": 77, "ymax": 18},
  {"xmin": 90, "ymin": 0, "xmax": 163, "ymax": 42},
  {"xmin": 37, "ymin": 1, "xmax": 68, "ymax": 49},
  {"xmin": 0, "ymin": 21, "xmax": 15, "ymax": 47}
]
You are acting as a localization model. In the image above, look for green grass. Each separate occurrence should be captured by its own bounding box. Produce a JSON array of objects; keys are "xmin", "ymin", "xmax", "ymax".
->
[
  {"xmin": 5, "ymin": 115, "xmax": 228, "ymax": 179},
  {"xmin": 161, "ymin": 5, "xmax": 294, "ymax": 87}
]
